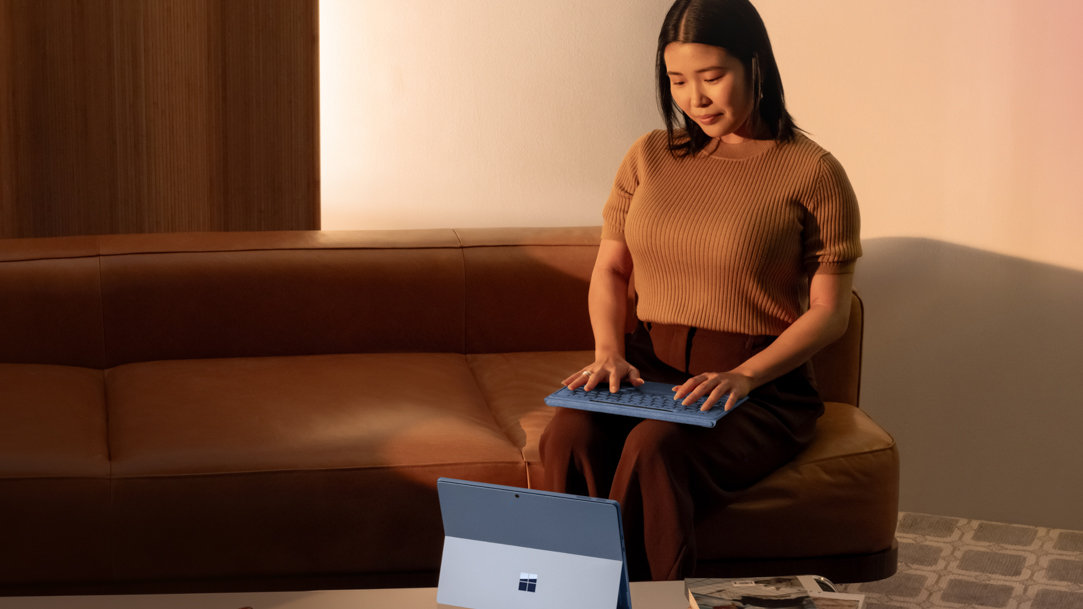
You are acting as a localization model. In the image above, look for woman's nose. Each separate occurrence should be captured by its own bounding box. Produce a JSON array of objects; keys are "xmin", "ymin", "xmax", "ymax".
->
[{"xmin": 689, "ymin": 83, "xmax": 710, "ymax": 107}]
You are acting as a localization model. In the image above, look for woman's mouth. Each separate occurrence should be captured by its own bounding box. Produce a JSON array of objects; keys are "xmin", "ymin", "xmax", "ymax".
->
[{"xmin": 695, "ymin": 113, "xmax": 722, "ymax": 125}]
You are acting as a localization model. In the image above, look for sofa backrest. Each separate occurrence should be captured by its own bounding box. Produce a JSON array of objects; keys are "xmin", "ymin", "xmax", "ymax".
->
[
  {"xmin": 0, "ymin": 228, "xmax": 599, "ymax": 369},
  {"xmin": 0, "ymin": 236, "xmax": 107, "ymax": 369},
  {"xmin": 0, "ymin": 227, "xmax": 860, "ymax": 405},
  {"xmin": 456, "ymin": 227, "xmax": 599, "ymax": 354}
]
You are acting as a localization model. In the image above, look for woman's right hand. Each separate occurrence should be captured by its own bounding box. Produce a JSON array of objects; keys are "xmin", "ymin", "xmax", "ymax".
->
[
  {"xmin": 562, "ymin": 354, "xmax": 645, "ymax": 393},
  {"xmin": 566, "ymin": 238, "xmax": 640, "ymax": 393}
]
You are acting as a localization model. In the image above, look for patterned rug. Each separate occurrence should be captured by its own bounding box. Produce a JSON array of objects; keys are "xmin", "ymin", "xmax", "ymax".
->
[{"xmin": 837, "ymin": 512, "xmax": 1083, "ymax": 609}]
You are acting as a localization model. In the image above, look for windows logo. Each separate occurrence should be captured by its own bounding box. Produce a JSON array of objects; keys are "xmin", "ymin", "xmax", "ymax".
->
[{"xmin": 518, "ymin": 572, "xmax": 538, "ymax": 593}]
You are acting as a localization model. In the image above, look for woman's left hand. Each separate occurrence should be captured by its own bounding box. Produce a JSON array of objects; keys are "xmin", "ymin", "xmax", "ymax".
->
[{"xmin": 673, "ymin": 371, "xmax": 756, "ymax": 412}]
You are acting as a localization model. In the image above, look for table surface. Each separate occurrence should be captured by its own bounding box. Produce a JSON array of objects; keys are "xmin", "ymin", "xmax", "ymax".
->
[{"xmin": 0, "ymin": 581, "xmax": 691, "ymax": 609}]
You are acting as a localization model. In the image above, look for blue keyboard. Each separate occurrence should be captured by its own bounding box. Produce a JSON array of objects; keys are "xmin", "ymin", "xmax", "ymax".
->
[{"xmin": 544, "ymin": 381, "xmax": 747, "ymax": 428}]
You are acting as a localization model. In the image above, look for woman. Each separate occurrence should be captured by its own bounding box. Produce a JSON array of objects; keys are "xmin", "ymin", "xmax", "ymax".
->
[{"xmin": 538, "ymin": 0, "xmax": 862, "ymax": 582}]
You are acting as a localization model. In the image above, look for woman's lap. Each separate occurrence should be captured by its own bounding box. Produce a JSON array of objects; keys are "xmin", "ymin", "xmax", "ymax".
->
[{"xmin": 538, "ymin": 323, "xmax": 824, "ymax": 579}]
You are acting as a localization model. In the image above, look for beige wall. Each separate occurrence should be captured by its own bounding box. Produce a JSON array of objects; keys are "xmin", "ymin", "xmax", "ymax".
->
[
  {"xmin": 319, "ymin": 1, "xmax": 1083, "ymax": 530},
  {"xmin": 759, "ymin": 0, "xmax": 1083, "ymax": 273},
  {"xmin": 320, "ymin": 0, "xmax": 1083, "ymax": 273},
  {"xmin": 319, "ymin": 0, "xmax": 671, "ymax": 230}
]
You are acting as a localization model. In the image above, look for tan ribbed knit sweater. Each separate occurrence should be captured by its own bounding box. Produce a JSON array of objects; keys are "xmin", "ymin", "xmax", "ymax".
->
[{"xmin": 602, "ymin": 130, "xmax": 861, "ymax": 336}]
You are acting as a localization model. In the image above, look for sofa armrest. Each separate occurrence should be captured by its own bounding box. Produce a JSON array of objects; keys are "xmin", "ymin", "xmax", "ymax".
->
[{"xmin": 810, "ymin": 291, "xmax": 864, "ymax": 406}]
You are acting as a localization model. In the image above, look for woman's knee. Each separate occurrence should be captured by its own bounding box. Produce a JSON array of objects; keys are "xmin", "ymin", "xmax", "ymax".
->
[
  {"xmin": 620, "ymin": 420, "xmax": 688, "ymax": 464},
  {"xmin": 540, "ymin": 408, "xmax": 604, "ymax": 460}
]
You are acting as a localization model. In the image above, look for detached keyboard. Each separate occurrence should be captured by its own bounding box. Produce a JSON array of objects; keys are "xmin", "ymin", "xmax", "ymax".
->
[{"xmin": 544, "ymin": 381, "xmax": 746, "ymax": 428}]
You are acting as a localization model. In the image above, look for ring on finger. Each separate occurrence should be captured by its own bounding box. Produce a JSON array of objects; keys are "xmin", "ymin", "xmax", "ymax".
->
[{"xmin": 581, "ymin": 370, "xmax": 592, "ymax": 376}]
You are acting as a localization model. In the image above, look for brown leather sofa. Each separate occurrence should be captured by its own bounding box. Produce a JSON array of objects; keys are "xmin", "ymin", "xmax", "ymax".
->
[{"xmin": 0, "ymin": 226, "xmax": 898, "ymax": 595}]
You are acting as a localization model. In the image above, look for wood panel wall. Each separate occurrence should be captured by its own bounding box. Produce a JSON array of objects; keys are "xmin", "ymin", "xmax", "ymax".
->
[{"xmin": 0, "ymin": 0, "xmax": 319, "ymax": 238}]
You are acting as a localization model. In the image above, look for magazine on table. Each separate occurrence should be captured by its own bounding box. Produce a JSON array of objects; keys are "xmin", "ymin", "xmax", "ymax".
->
[{"xmin": 685, "ymin": 575, "xmax": 865, "ymax": 609}]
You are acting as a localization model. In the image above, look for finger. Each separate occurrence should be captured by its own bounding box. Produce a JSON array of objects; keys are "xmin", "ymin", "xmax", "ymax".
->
[
  {"xmin": 682, "ymin": 377, "xmax": 718, "ymax": 406},
  {"xmin": 627, "ymin": 366, "xmax": 645, "ymax": 387},
  {"xmin": 723, "ymin": 392, "xmax": 739, "ymax": 411},
  {"xmin": 565, "ymin": 369, "xmax": 593, "ymax": 390},
  {"xmin": 700, "ymin": 386, "xmax": 729, "ymax": 411},
  {"xmin": 683, "ymin": 385, "xmax": 714, "ymax": 406},
  {"xmin": 672, "ymin": 376, "xmax": 702, "ymax": 400},
  {"xmin": 609, "ymin": 370, "xmax": 621, "ymax": 393},
  {"xmin": 583, "ymin": 371, "xmax": 602, "ymax": 392}
]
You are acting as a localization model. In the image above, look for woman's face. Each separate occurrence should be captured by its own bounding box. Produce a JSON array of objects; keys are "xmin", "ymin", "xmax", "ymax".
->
[{"xmin": 664, "ymin": 42, "xmax": 756, "ymax": 144}]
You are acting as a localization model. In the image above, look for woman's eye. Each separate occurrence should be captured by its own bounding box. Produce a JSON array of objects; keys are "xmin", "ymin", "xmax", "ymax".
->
[{"xmin": 704, "ymin": 77, "xmax": 721, "ymax": 83}]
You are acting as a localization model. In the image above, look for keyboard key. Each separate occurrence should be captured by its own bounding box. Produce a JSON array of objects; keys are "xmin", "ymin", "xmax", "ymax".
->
[{"xmin": 544, "ymin": 381, "xmax": 747, "ymax": 428}]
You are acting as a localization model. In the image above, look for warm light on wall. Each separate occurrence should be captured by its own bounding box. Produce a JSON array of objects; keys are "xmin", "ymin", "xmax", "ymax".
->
[
  {"xmin": 318, "ymin": 0, "xmax": 669, "ymax": 232},
  {"xmin": 759, "ymin": 0, "xmax": 1083, "ymax": 271},
  {"xmin": 320, "ymin": 0, "xmax": 1083, "ymax": 271}
]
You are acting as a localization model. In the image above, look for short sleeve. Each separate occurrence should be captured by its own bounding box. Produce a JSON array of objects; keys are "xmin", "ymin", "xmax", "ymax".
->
[
  {"xmin": 803, "ymin": 153, "xmax": 862, "ymax": 275},
  {"xmin": 600, "ymin": 134, "xmax": 650, "ymax": 242}
]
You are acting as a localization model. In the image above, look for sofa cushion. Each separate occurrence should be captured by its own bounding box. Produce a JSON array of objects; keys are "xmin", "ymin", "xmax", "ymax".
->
[
  {"xmin": 467, "ymin": 350, "xmax": 594, "ymax": 485},
  {"xmin": 0, "ymin": 364, "xmax": 111, "ymax": 585},
  {"xmin": 695, "ymin": 402, "xmax": 899, "ymax": 560},
  {"xmin": 0, "ymin": 364, "xmax": 109, "ymax": 477},
  {"xmin": 103, "ymin": 353, "xmax": 531, "ymax": 580},
  {"xmin": 106, "ymin": 353, "xmax": 523, "ymax": 476}
]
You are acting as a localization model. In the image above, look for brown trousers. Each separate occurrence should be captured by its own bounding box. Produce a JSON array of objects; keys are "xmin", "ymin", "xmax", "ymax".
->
[{"xmin": 538, "ymin": 322, "xmax": 824, "ymax": 581}]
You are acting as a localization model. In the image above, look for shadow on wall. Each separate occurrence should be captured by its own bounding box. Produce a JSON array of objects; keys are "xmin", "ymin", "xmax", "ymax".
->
[{"xmin": 853, "ymin": 237, "xmax": 1083, "ymax": 531}]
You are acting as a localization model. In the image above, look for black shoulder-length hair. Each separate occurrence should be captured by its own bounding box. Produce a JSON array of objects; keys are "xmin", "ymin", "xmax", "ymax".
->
[{"xmin": 657, "ymin": 0, "xmax": 800, "ymax": 156}]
